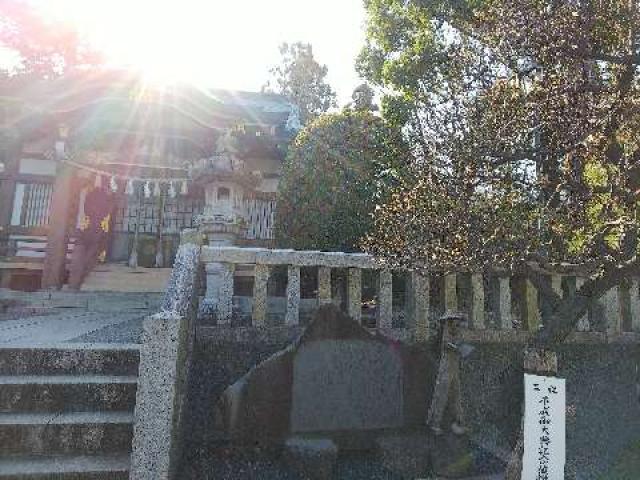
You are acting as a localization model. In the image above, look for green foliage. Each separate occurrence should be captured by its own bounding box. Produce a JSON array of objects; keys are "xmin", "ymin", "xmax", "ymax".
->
[
  {"xmin": 1, "ymin": 1, "xmax": 102, "ymax": 78},
  {"xmin": 360, "ymin": 0, "xmax": 640, "ymax": 273},
  {"xmin": 265, "ymin": 42, "xmax": 337, "ymax": 125},
  {"xmin": 275, "ymin": 109, "xmax": 408, "ymax": 251}
]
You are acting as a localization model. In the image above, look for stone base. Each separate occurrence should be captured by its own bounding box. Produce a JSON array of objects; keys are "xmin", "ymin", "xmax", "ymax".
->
[{"xmin": 283, "ymin": 437, "xmax": 337, "ymax": 480}]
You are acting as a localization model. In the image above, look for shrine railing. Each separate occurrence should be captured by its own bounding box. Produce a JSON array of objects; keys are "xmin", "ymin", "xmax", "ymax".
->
[{"xmin": 200, "ymin": 246, "xmax": 640, "ymax": 342}]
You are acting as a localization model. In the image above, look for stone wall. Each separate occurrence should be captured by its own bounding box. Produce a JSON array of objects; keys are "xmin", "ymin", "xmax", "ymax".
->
[{"xmin": 178, "ymin": 328, "xmax": 639, "ymax": 480}]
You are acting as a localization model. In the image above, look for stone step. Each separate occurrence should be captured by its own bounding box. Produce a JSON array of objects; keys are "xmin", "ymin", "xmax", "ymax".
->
[
  {"xmin": 0, "ymin": 453, "xmax": 129, "ymax": 479},
  {"xmin": 0, "ymin": 411, "xmax": 133, "ymax": 456},
  {"xmin": 81, "ymin": 265, "xmax": 172, "ymax": 293},
  {"xmin": 0, "ymin": 345, "xmax": 140, "ymax": 376},
  {"xmin": 0, "ymin": 375, "xmax": 137, "ymax": 413}
]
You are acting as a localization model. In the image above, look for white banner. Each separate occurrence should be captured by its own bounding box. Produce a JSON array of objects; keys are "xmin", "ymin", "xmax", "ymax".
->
[{"xmin": 522, "ymin": 373, "xmax": 566, "ymax": 480}]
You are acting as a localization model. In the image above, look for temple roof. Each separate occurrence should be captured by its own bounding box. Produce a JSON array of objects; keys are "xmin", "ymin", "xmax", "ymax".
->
[{"xmin": 1, "ymin": 70, "xmax": 300, "ymax": 132}]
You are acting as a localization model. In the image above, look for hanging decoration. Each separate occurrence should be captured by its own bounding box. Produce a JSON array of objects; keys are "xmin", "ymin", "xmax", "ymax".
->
[
  {"xmin": 125, "ymin": 179, "xmax": 134, "ymax": 196},
  {"xmin": 57, "ymin": 154, "xmax": 192, "ymax": 198},
  {"xmin": 168, "ymin": 181, "xmax": 176, "ymax": 199}
]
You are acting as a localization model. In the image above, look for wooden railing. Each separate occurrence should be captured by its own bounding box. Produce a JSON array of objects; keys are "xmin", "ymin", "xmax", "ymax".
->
[{"xmin": 200, "ymin": 246, "xmax": 640, "ymax": 341}]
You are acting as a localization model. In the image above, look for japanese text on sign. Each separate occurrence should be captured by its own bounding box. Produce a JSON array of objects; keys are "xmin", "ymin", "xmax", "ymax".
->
[{"xmin": 522, "ymin": 373, "xmax": 566, "ymax": 480}]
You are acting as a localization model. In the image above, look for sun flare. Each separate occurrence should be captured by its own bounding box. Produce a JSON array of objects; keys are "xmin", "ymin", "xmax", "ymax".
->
[{"xmin": 34, "ymin": 0, "xmax": 278, "ymax": 87}]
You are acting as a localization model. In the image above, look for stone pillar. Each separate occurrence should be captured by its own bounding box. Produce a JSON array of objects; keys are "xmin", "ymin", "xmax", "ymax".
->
[
  {"xmin": 253, "ymin": 264, "xmax": 270, "ymax": 326},
  {"xmin": 347, "ymin": 268, "xmax": 362, "ymax": 323},
  {"xmin": 408, "ymin": 271, "xmax": 429, "ymax": 341},
  {"xmin": 377, "ymin": 269, "xmax": 393, "ymax": 329},
  {"xmin": 630, "ymin": 277, "xmax": 640, "ymax": 333},
  {"xmin": 318, "ymin": 266, "xmax": 332, "ymax": 304},
  {"xmin": 602, "ymin": 286, "xmax": 622, "ymax": 335},
  {"xmin": 42, "ymin": 163, "xmax": 76, "ymax": 289},
  {"xmin": 444, "ymin": 273, "xmax": 458, "ymax": 312},
  {"xmin": 470, "ymin": 273, "xmax": 485, "ymax": 329},
  {"xmin": 522, "ymin": 279, "xmax": 540, "ymax": 332},
  {"xmin": 286, "ymin": 265, "xmax": 301, "ymax": 326},
  {"xmin": 203, "ymin": 262, "xmax": 235, "ymax": 324},
  {"xmin": 497, "ymin": 276, "xmax": 512, "ymax": 330},
  {"xmin": 130, "ymin": 229, "xmax": 202, "ymax": 480}
]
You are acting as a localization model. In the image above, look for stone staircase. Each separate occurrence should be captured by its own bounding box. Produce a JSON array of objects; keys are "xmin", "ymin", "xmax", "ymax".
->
[
  {"xmin": 81, "ymin": 264, "xmax": 172, "ymax": 293},
  {"xmin": 0, "ymin": 344, "xmax": 139, "ymax": 479}
]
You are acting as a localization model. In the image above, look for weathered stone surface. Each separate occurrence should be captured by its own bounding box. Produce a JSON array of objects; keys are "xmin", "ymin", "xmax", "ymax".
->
[
  {"xmin": 347, "ymin": 268, "xmax": 362, "ymax": 323},
  {"xmin": 408, "ymin": 271, "xmax": 430, "ymax": 341},
  {"xmin": 201, "ymin": 246, "xmax": 383, "ymax": 269},
  {"xmin": 522, "ymin": 278, "xmax": 540, "ymax": 332},
  {"xmin": 253, "ymin": 264, "xmax": 270, "ymax": 326},
  {"xmin": 602, "ymin": 286, "xmax": 622, "ymax": 335},
  {"xmin": 470, "ymin": 273, "xmax": 485, "ymax": 330},
  {"xmin": 285, "ymin": 266, "xmax": 301, "ymax": 326},
  {"xmin": 377, "ymin": 269, "xmax": 393, "ymax": 329},
  {"xmin": 129, "ymin": 313, "xmax": 192, "ymax": 480},
  {"xmin": 497, "ymin": 277, "xmax": 512, "ymax": 330},
  {"xmin": 630, "ymin": 277, "xmax": 640, "ymax": 332},
  {"xmin": 444, "ymin": 274, "xmax": 458, "ymax": 313},
  {"xmin": 214, "ymin": 305, "xmax": 411, "ymax": 444},
  {"xmin": 284, "ymin": 437, "xmax": 337, "ymax": 480},
  {"xmin": 290, "ymin": 338, "xmax": 404, "ymax": 433},
  {"xmin": 318, "ymin": 267, "xmax": 332, "ymax": 305}
]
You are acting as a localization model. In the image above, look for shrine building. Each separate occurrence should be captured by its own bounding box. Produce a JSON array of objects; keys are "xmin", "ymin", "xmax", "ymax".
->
[{"xmin": 0, "ymin": 71, "xmax": 300, "ymax": 291}]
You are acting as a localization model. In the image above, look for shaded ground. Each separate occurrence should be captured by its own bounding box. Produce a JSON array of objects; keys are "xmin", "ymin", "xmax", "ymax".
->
[{"xmin": 181, "ymin": 445, "xmax": 504, "ymax": 480}]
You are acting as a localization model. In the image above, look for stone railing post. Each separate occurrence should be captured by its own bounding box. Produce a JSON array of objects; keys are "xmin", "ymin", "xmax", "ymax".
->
[
  {"xmin": 201, "ymin": 261, "xmax": 235, "ymax": 324},
  {"xmin": 602, "ymin": 286, "xmax": 622, "ymax": 335},
  {"xmin": 130, "ymin": 229, "xmax": 203, "ymax": 480},
  {"xmin": 318, "ymin": 266, "xmax": 332, "ymax": 304},
  {"xmin": 347, "ymin": 268, "xmax": 362, "ymax": 323},
  {"xmin": 522, "ymin": 279, "xmax": 540, "ymax": 332},
  {"xmin": 470, "ymin": 273, "xmax": 485, "ymax": 329},
  {"xmin": 377, "ymin": 269, "xmax": 393, "ymax": 329},
  {"xmin": 408, "ymin": 271, "xmax": 430, "ymax": 341},
  {"xmin": 444, "ymin": 273, "xmax": 458, "ymax": 313},
  {"xmin": 285, "ymin": 265, "xmax": 301, "ymax": 326},
  {"xmin": 497, "ymin": 276, "xmax": 512, "ymax": 330},
  {"xmin": 630, "ymin": 277, "xmax": 640, "ymax": 333},
  {"xmin": 253, "ymin": 264, "xmax": 270, "ymax": 326}
]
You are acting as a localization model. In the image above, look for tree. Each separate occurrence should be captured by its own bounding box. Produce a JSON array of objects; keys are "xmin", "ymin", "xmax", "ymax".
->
[
  {"xmin": 0, "ymin": 0, "xmax": 102, "ymax": 79},
  {"xmin": 361, "ymin": 0, "xmax": 640, "ymax": 345},
  {"xmin": 265, "ymin": 42, "xmax": 337, "ymax": 125},
  {"xmin": 275, "ymin": 102, "xmax": 408, "ymax": 251},
  {"xmin": 360, "ymin": 3, "xmax": 640, "ymax": 476}
]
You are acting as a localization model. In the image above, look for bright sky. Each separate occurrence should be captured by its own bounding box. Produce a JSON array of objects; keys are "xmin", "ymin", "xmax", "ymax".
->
[{"xmin": 29, "ymin": 0, "xmax": 367, "ymax": 105}]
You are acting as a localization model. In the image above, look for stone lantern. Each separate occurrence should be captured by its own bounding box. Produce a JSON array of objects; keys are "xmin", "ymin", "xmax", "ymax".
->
[{"xmin": 190, "ymin": 128, "xmax": 260, "ymax": 321}]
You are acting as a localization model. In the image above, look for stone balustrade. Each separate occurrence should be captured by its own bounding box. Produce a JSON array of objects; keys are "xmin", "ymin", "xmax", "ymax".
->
[{"xmin": 200, "ymin": 246, "xmax": 640, "ymax": 340}]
